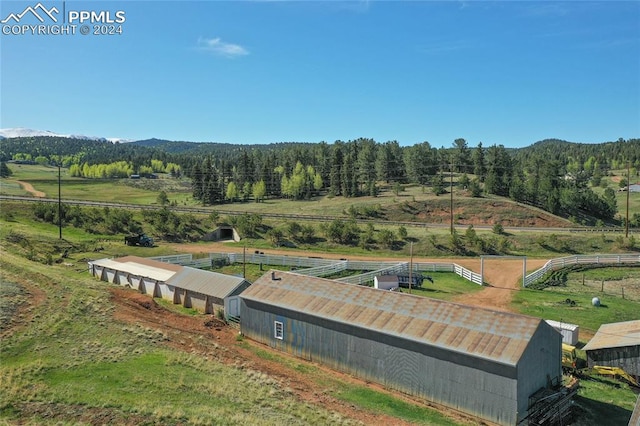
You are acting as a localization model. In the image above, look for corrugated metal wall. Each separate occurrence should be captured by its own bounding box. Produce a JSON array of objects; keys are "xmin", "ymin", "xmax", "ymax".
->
[
  {"xmin": 587, "ymin": 346, "xmax": 640, "ymax": 376},
  {"xmin": 241, "ymin": 300, "xmax": 521, "ymax": 425},
  {"xmin": 516, "ymin": 322, "xmax": 563, "ymax": 421}
]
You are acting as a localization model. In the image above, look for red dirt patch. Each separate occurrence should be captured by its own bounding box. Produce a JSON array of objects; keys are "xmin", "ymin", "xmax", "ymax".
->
[{"xmin": 110, "ymin": 287, "xmax": 480, "ymax": 425}]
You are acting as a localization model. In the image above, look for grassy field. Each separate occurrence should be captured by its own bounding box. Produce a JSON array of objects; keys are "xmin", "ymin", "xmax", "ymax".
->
[
  {"xmin": 6, "ymin": 164, "xmax": 639, "ymax": 231},
  {"xmin": 512, "ymin": 287, "xmax": 639, "ymax": 336},
  {"xmin": 2, "ymin": 166, "xmax": 640, "ymax": 425},
  {"xmin": 1, "ymin": 164, "xmax": 193, "ymax": 205},
  {"xmin": 0, "ymin": 258, "xmax": 357, "ymax": 425},
  {"xmin": 2, "ymin": 218, "xmax": 638, "ymax": 425}
]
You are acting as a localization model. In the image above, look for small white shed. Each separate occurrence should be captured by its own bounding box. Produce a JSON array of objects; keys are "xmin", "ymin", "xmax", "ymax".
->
[
  {"xmin": 545, "ymin": 319, "xmax": 580, "ymax": 345},
  {"xmin": 374, "ymin": 275, "xmax": 399, "ymax": 291}
]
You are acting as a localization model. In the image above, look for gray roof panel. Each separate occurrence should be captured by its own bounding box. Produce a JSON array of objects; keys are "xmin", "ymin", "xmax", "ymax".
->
[
  {"xmin": 583, "ymin": 320, "xmax": 640, "ymax": 351},
  {"xmin": 166, "ymin": 267, "xmax": 247, "ymax": 298}
]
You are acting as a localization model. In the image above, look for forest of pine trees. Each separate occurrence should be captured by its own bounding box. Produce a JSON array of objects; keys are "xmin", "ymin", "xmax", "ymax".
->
[{"xmin": 2, "ymin": 136, "xmax": 639, "ymax": 222}]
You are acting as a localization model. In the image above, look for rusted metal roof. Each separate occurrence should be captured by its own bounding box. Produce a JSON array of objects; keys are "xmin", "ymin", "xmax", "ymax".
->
[
  {"xmin": 241, "ymin": 271, "xmax": 545, "ymax": 366},
  {"xmin": 166, "ymin": 267, "xmax": 247, "ymax": 298},
  {"xmin": 583, "ymin": 320, "xmax": 640, "ymax": 351}
]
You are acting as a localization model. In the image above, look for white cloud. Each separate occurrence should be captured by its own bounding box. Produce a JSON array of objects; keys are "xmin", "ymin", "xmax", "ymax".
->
[{"xmin": 197, "ymin": 37, "xmax": 249, "ymax": 57}]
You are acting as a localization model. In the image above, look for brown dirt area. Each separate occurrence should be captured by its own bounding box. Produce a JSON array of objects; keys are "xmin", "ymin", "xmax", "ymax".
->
[
  {"xmin": 110, "ymin": 288, "xmax": 480, "ymax": 425},
  {"xmin": 16, "ymin": 180, "xmax": 45, "ymax": 197},
  {"xmin": 170, "ymin": 241, "xmax": 550, "ymax": 312},
  {"xmin": 6, "ymin": 245, "xmax": 545, "ymax": 425}
]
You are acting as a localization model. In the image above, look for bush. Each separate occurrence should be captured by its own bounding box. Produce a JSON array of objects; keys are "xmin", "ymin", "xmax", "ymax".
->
[{"xmin": 398, "ymin": 225, "xmax": 408, "ymax": 240}]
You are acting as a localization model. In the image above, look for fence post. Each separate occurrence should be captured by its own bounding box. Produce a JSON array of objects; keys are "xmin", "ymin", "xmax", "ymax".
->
[{"xmin": 601, "ymin": 280, "xmax": 604, "ymax": 292}]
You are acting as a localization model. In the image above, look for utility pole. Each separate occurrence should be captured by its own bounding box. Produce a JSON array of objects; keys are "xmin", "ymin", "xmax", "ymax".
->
[
  {"xmin": 626, "ymin": 160, "xmax": 630, "ymax": 238},
  {"xmin": 58, "ymin": 164, "xmax": 62, "ymax": 239},
  {"xmin": 450, "ymin": 158, "xmax": 454, "ymax": 235},
  {"xmin": 408, "ymin": 242, "xmax": 413, "ymax": 294},
  {"xmin": 243, "ymin": 245, "xmax": 246, "ymax": 278}
]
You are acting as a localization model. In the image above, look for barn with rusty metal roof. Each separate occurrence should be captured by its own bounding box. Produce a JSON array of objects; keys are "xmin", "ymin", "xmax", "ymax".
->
[
  {"xmin": 88, "ymin": 256, "xmax": 250, "ymax": 317},
  {"xmin": 583, "ymin": 319, "xmax": 640, "ymax": 379},
  {"xmin": 239, "ymin": 270, "xmax": 562, "ymax": 426}
]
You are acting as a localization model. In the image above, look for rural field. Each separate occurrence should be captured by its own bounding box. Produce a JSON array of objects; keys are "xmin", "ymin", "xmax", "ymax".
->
[{"xmin": 1, "ymin": 165, "xmax": 639, "ymax": 425}]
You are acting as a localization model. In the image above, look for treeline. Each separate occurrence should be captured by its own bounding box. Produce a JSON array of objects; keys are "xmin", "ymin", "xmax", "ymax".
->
[
  {"xmin": 68, "ymin": 159, "xmax": 181, "ymax": 178},
  {"xmin": 185, "ymin": 138, "xmax": 638, "ymax": 222},
  {"xmin": 0, "ymin": 136, "xmax": 173, "ymax": 169},
  {"xmin": 3, "ymin": 136, "xmax": 639, "ymax": 222}
]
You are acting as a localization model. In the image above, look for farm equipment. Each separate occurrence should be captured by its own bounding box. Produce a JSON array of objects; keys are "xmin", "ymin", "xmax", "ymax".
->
[
  {"xmin": 562, "ymin": 343, "xmax": 639, "ymax": 388},
  {"xmin": 124, "ymin": 233, "xmax": 154, "ymax": 247},
  {"xmin": 590, "ymin": 366, "xmax": 639, "ymax": 388},
  {"xmin": 562, "ymin": 343, "xmax": 578, "ymax": 373}
]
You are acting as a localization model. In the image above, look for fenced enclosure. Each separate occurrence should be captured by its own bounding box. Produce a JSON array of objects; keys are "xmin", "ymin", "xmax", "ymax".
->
[
  {"xmin": 524, "ymin": 254, "xmax": 640, "ymax": 287},
  {"xmin": 151, "ymin": 252, "xmax": 639, "ymax": 290},
  {"xmin": 151, "ymin": 252, "xmax": 483, "ymax": 287}
]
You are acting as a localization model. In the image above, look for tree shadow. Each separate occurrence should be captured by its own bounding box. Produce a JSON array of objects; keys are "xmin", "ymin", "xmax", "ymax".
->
[{"xmin": 572, "ymin": 394, "xmax": 632, "ymax": 426}]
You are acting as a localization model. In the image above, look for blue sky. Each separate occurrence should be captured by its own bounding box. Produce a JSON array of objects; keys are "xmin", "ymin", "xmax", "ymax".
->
[{"xmin": 1, "ymin": 1, "xmax": 638, "ymax": 147}]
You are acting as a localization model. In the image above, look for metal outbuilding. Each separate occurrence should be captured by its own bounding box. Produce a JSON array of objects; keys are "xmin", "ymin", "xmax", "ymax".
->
[
  {"xmin": 373, "ymin": 275, "xmax": 398, "ymax": 290},
  {"xmin": 240, "ymin": 270, "xmax": 562, "ymax": 426},
  {"xmin": 545, "ymin": 319, "xmax": 580, "ymax": 345},
  {"xmin": 88, "ymin": 256, "xmax": 250, "ymax": 317},
  {"xmin": 583, "ymin": 320, "xmax": 640, "ymax": 379}
]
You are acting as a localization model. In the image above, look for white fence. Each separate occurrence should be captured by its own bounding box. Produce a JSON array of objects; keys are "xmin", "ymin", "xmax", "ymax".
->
[
  {"xmin": 524, "ymin": 254, "xmax": 640, "ymax": 287},
  {"xmin": 337, "ymin": 262, "xmax": 409, "ymax": 285},
  {"xmin": 152, "ymin": 252, "xmax": 485, "ymax": 287},
  {"xmin": 298, "ymin": 261, "xmax": 348, "ymax": 277},
  {"xmin": 152, "ymin": 252, "xmax": 638, "ymax": 289},
  {"xmin": 209, "ymin": 252, "xmax": 337, "ymax": 269},
  {"xmin": 149, "ymin": 254, "xmax": 193, "ymax": 264}
]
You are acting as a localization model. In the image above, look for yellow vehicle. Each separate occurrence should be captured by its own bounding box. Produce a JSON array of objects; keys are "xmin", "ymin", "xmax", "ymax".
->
[
  {"xmin": 562, "ymin": 343, "xmax": 578, "ymax": 372},
  {"xmin": 562, "ymin": 343, "xmax": 638, "ymax": 387}
]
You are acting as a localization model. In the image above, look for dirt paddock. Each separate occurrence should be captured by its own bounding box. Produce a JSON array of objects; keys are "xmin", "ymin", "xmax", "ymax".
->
[{"xmin": 169, "ymin": 241, "xmax": 550, "ymax": 313}]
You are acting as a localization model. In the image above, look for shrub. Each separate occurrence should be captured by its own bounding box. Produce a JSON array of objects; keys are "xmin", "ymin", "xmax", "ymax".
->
[{"xmin": 398, "ymin": 226, "xmax": 408, "ymax": 240}]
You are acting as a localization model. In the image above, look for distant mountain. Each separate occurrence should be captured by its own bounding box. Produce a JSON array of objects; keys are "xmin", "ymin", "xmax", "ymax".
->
[{"xmin": 0, "ymin": 127, "xmax": 132, "ymax": 143}]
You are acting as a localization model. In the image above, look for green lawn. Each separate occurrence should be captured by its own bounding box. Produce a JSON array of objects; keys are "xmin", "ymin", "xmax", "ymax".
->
[
  {"xmin": 396, "ymin": 272, "xmax": 484, "ymax": 301},
  {"xmin": 512, "ymin": 288, "xmax": 638, "ymax": 335},
  {"xmin": 2, "ymin": 173, "xmax": 640, "ymax": 426},
  {"xmin": 572, "ymin": 376, "xmax": 637, "ymax": 426},
  {"xmin": 2, "ymin": 164, "xmax": 193, "ymax": 205}
]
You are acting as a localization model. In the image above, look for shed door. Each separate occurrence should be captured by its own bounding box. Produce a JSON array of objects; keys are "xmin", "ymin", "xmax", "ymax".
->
[{"xmin": 227, "ymin": 296, "xmax": 240, "ymax": 317}]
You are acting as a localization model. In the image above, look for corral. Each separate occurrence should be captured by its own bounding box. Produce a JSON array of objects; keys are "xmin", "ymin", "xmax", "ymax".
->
[
  {"xmin": 239, "ymin": 270, "xmax": 563, "ymax": 426},
  {"xmin": 88, "ymin": 256, "xmax": 250, "ymax": 316}
]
